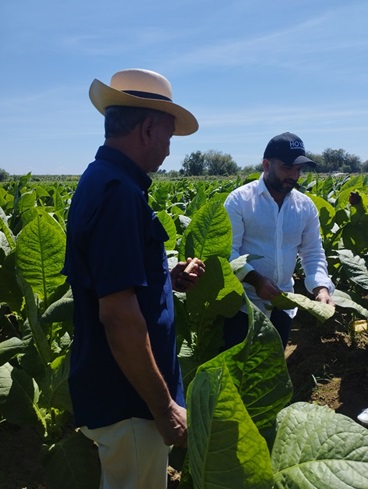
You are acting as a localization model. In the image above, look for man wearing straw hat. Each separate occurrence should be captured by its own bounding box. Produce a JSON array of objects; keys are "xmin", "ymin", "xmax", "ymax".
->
[{"xmin": 62, "ymin": 69, "xmax": 205, "ymax": 489}]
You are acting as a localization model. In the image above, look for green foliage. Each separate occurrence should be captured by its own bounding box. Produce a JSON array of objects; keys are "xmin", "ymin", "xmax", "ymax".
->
[
  {"xmin": 181, "ymin": 151, "xmax": 206, "ymax": 176},
  {"xmin": 1, "ymin": 174, "xmax": 368, "ymax": 488},
  {"xmin": 0, "ymin": 168, "xmax": 10, "ymax": 182},
  {"xmin": 272, "ymin": 403, "xmax": 368, "ymax": 488},
  {"xmin": 187, "ymin": 365, "xmax": 274, "ymax": 489},
  {"xmin": 181, "ymin": 150, "xmax": 240, "ymax": 176},
  {"xmin": 0, "ymin": 179, "xmax": 97, "ymax": 487},
  {"xmin": 178, "ymin": 146, "xmax": 366, "ymax": 176},
  {"xmin": 184, "ymin": 297, "xmax": 368, "ymax": 488},
  {"xmin": 272, "ymin": 292, "xmax": 335, "ymax": 322},
  {"xmin": 42, "ymin": 430, "xmax": 100, "ymax": 489},
  {"xmin": 204, "ymin": 150, "xmax": 240, "ymax": 176},
  {"xmin": 306, "ymin": 148, "xmax": 363, "ymax": 173}
]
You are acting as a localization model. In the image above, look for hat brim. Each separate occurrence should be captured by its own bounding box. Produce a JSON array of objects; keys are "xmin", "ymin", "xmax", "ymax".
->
[
  {"xmin": 89, "ymin": 79, "xmax": 198, "ymax": 136},
  {"xmin": 293, "ymin": 155, "xmax": 316, "ymax": 168}
]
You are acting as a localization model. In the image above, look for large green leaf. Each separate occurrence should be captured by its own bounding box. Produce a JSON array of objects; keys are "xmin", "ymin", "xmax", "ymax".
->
[
  {"xmin": 185, "ymin": 186, "xmax": 207, "ymax": 217},
  {"xmin": 16, "ymin": 209, "xmax": 66, "ymax": 307},
  {"xmin": 17, "ymin": 189, "xmax": 37, "ymax": 215},
  {"xmin": 179, "ymin": 198, "xmax": 232, "ymax": 261},
  {"xmin": 0, "ymin": 362, "xmax": 46, "ymax": 430},
  {"xmin": 17, "ymin": 275, "xmax": 52, "ymax": 365},
  {"xmin": 206, "ymin": 302, "xmax": 292, "ymax": 439},
  {"xmin": 272, "ymin": 292, "xmax": 335, "ymax": 322},
  {"xmin": 338, "ymin": 190, "xmax": 368, "ymax": 254},
  {"xmin": 187, "ymin": 256, "xmax": 244, "ymax": 319},
  {"xmin": 0, "ymin": 337, "xmax": 28, "ymax": 365},
  {"xmin": 42, "ymin": 354, "xmax": 73, "ymax": 413},
  {"xmin": 42, "ymin": 430, "xmax": 100, "ymax": 489},
  {"xmin": 156, "ymin": 210, "xmax": 177, "ymax": 250},
  {"xmin": 335, "ymin": 178, "xmax": 365, "ymax": 209},
  {"xmin": 40, "ymin": 296, "xmax": 74, "ymax": 324},
  {"xmin": 185, "ymin": 256, "xmax": 244, "ymax": 364},
  {"xmin": 272, "ymin": 402, "xmax": 368, "ymax": 488},
  {"xmin": 306, "ymin": 193, "xmax": 336, "ymax": 234},
  {"xmin": 187, "ymin": 365, "xmax": 274, "ymax": 489},
  {"xmin": 336, "ymin": 249, "xmax": 368, "ymax": 290},
  {"xmin": 332, "ymin": 289, "xmax": 368, "ymax": 318}
]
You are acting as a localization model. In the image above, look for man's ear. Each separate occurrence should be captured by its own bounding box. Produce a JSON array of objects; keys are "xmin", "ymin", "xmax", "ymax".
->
[
  {"xmin": 262, "ymin": 158, "xmax": 270, "ymax": 172},
  {"xmin": 141, "ymin": 117, "xmax": 154, "ymax": 144}
]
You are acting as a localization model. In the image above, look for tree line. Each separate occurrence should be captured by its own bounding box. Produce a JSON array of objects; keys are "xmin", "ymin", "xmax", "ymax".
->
[
  {"xmin": 1, "ymin": 147, "xmax": 368, "ymax": 182},
  {"xmin": 160, "ymin": 147, "xmax": 368, "ymax": 177}
]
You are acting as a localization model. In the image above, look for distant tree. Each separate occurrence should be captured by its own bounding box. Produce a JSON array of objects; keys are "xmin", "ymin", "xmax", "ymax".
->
[
  {"xmin": 0, "ymin": 168, "xmax": 9, "ymax": 182},
  {"xmin": 240, "ymin": 163, "xmax": 263, "ymax": 176},
  {"xmin": 305, "ymin": 152, "xmax": 324, "ymax": 169},
  {"xmin": 166, "ymin": 170, "xmax": 180, "ymax": 178},
  {"xmin": 306, "ymin": 149, "xmax": 362, "ymax": 173},
  {"xmin": 361, "ymin": 160, "xmax": 368, "ymax": 173},
  {"xmin": 323, "ymin": 148, "xmax": 362, "ymax": 173},
  {"xmin": 181, "ymin": 151, "xmax": 206, "ymax": 176},
  {"xmin": 205, "ymin": 150, "xmax": 240, "ymax": 176}
]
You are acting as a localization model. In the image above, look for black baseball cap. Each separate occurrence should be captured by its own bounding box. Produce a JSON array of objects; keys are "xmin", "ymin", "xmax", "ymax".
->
[{"xmin": 263, "ymin": 132, "xmax": 316, "ymax": 168}]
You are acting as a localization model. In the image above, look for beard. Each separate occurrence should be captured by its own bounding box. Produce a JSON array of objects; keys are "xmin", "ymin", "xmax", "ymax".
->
[{"xmin": 266, "ymin": 173, "xmax": 298, "ymax": 194}]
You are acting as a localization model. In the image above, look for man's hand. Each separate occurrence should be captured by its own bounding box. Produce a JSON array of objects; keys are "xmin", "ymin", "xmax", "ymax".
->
[
  {"xmin": 171, "ymin": 257, "xmax": 205, "ymax": 292},
  {"xmin": 153, "ymin": 400, "xmax": 187, "ymax": 447},
  {"xmin": 313, "ymin": 286, "xmax": 335, "ymax": 306}
]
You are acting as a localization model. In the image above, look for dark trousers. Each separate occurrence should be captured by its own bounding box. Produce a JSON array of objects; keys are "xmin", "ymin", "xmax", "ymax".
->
[{"xmin": 222, "ymin": 309, "xmax": 292, "ymax": 350}]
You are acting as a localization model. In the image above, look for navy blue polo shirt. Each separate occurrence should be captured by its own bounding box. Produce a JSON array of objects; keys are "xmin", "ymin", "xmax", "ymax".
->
[{"xmin": 62, "ymin": 146, "xmax": 185, "ymax": 429}]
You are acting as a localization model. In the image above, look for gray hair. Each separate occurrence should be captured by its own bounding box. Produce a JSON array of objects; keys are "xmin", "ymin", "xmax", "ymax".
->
[{"xmin": 104, "ymin": 106, "xmax": 166, "ymax": 138}]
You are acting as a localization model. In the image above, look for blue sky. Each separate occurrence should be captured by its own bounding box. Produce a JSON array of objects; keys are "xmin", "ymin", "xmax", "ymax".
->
[{"xmin": 1, "ymin": 0, "xmax": 368, "ymax": 175}]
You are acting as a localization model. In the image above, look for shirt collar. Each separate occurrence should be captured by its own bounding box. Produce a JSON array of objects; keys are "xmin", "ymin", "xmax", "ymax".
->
[
  {"xmin": 257, "ymin": 173, "xmax": 269, "ymax": 196},
  {"xmin": 95, "ymin": 145, "xmax": 152, "ymax": 193}
]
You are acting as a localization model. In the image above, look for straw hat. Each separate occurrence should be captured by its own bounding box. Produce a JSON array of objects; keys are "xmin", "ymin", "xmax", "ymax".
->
[{"xmin": 89, "ymin": 68, "xmax": 198, "ymax": 136}]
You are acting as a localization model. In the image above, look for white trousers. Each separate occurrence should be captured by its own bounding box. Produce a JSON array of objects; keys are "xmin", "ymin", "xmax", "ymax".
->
[{"xmin": 81, "ymin": 418, "xmax": 169, "ymax": 489}]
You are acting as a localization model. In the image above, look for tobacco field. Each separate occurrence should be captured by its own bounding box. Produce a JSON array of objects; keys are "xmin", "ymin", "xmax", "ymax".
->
[{"xmin": 0, "ymin": 172, "xmax": 368, "ymax": 489}]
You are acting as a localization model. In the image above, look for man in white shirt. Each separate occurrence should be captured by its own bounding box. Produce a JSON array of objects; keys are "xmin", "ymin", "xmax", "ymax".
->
[{"xmin": 224, "ymin": 132, "xmax": 334, "ymax": 348}]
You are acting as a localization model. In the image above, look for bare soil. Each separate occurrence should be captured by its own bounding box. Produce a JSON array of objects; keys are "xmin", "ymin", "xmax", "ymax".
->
[{"xmin": 1, "ymin": 308, "xmax": 367, "ymax": 489}]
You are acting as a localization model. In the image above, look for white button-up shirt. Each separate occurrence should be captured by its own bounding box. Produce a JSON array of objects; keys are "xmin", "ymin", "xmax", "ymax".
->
[{"xmin": 224, "ymin": 174, "xmax": 334, "ymax": 316}]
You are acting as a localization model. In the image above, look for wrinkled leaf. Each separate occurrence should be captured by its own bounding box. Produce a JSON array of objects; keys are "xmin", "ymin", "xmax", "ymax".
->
[
  {"xmin": 337, "ymin": 249, "xmax": 368, "ymax": 290},
  {"xmin": 272, "ymin": 402, "xmax": 368, "ymax": 489},
  {"xmin": 332, "ymin": 289, "xmax": 368, "ymax": 318},
  {"xmin": 272, "ymin": 292, "xmax": 335, "ymax": 322}
]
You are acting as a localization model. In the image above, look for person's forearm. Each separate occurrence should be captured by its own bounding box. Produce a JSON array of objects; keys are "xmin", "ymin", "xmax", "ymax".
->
[
  {"xmin": 243, "ymin": 270, "xmax": 264, "ymax": 287},
  {"xmin": 100, "ymin": 291, "xmax": 187, "ymax": 446},
  {"xmin": 244, "ymin": 271, "xmax": 281, "ymax": 301}
]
